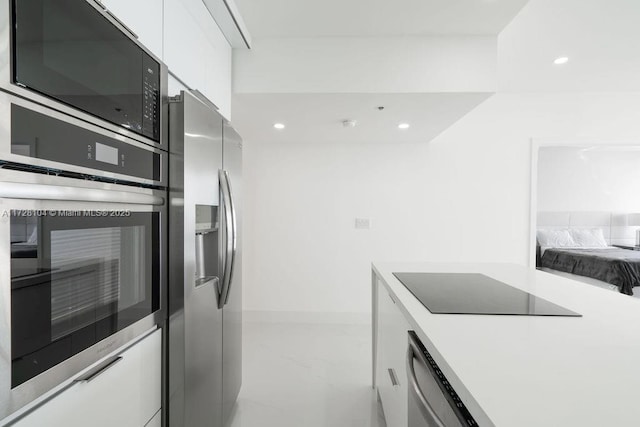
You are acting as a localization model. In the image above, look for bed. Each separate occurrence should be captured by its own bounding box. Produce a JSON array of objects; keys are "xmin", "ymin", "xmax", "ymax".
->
[
  {"xmin": 539, "ymin": 247, "xmax": 640, "ymax": 295},
  {"xmin": 536, "ymin": 227, "xmax": 640, "ymax": 295}
]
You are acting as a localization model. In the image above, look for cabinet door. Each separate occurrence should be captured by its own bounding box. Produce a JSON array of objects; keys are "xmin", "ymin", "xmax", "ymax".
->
[
  {"xmin": 376, "ymin": 279, "xmax": 410, "ymax": 427},
  {"xmin": 163, "ymin": 0, "xmax": 232, "ymax": 120},
  {"xmin": 376, "ymin": 282, "xmax": 396, "ymax": 419},
  {"xmin": 14, "ymin": 329, "xmax": 162, "ymax": 427},
  {"xmin": 101, "ymin": 0, "xmax": 164, "ymax": 59},
  {"xmin": 168, "ymin": 74, "xmax": 189, "ymax": 97}
]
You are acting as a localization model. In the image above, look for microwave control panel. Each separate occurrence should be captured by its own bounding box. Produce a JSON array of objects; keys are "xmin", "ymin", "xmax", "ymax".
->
[{"xmin": 142, "ymin": 54, "xmax": 160, "ymax": 142}]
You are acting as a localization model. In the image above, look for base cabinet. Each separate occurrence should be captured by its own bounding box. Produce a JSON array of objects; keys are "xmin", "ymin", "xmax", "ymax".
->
[
  {"xmin": 375, "ymin": 276, "xmax": 411, "ymax": 427},
  {"xmin": 13, "ymin": 329, "xmax": 162, "ymax": 427}
]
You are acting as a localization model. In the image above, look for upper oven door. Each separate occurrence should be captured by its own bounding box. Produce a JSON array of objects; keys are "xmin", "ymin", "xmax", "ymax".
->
[
  {"xmin": 0, "ymin": 169, "xmax": 166, "ymax": 419},
  {"xmin": 0, "ymin": 0, "xmax": 167, "ymax": 150},
  {"xmin": 0, "ymin": 91, "xmax": 167, "ymax": 188}
]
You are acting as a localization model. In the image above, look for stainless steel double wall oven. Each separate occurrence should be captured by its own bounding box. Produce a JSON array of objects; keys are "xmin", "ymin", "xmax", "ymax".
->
[{"xmin": 0, "ymin": 0, "xmax": 168, "ymax": 420}]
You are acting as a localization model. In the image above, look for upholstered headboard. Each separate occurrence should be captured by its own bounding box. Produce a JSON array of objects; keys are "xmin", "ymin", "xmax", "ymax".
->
[{"xmin": 537, "ymin": 211, "xmax": 637, "ymax": 247}]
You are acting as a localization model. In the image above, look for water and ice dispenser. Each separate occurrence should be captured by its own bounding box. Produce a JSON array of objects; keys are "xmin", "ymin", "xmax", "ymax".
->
[{"xmin": 195, "ymin": 205, "xmax": 220, "ymax": 288}]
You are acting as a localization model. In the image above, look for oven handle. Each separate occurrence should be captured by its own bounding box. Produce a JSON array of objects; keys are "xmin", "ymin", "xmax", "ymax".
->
[
  {"xmin": 74, "ymin": 356, "xmax": 123, "ymax": 383},
  {"xmin": 407, "ymin": 333, "xmax": 447, "ymax": 427},
  {"xmin": 0, "ymin": 182, "xmax": 164, "ymax": 205}
]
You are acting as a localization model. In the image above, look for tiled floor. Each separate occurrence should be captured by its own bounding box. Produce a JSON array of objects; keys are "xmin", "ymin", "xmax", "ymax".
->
[{"xmin": 226, "ymin": 319, "xmax": 387, "ymax": 427}]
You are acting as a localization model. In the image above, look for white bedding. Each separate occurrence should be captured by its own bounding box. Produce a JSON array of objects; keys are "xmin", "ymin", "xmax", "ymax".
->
[{"xmin": 537, "ymin": 227, "xmax": 611, "ymax": 256}]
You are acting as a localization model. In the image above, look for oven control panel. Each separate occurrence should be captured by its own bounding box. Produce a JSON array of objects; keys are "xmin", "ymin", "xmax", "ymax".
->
[{"xmin": 11, "ymin": 104, "xmax": 163, "ymax": 184}]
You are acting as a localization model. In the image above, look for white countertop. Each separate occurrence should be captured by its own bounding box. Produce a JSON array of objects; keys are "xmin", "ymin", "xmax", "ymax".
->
[{"xmin": 372, "ymin": 262, "xmax": 640, "ymax": 427}]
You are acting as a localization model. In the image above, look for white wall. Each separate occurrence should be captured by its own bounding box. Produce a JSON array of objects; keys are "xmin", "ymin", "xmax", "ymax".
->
[
  {"xmin": 243, "ymin": 92, "xmax": 640, "ymax": 314},
  {"xmin": 233, "ymin": 36, "xmax": 497, "ymax": 94},
  {"xmin": 240, "ymin": 0, "xmax": 640, "ymax": 316},
  {"xmin": 538, "ymin": 147, "xmax": 640, "ymax": 212}
]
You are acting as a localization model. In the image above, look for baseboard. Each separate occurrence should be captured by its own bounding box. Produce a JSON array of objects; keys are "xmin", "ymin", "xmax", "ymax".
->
[{"xmin": 243, "ymin": 310, "xmax": 370, "ymax": 325}]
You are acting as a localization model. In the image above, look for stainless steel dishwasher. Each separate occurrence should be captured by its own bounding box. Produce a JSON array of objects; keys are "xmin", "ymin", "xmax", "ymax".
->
[{"xmin": 406, "ymin": 331, "xmax": 479, "ymax": 427}]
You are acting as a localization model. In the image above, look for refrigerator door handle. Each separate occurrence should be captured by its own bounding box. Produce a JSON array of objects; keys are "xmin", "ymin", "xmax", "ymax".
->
[
  {"xmin": 223, "ymin": 170, "xmax": 238, "ymax": 306},
  {"xmin": 218, "ymin": 169, "xmax": 235, "ymax": 308}
]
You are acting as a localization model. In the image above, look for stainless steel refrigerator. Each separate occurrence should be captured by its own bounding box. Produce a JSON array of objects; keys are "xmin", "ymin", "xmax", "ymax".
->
[{"xmin": 167, "ymin": 90, "xmax": 242, "ymax": 427}]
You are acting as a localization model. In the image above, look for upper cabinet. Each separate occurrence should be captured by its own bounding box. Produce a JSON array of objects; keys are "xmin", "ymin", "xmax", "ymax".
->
[
  {"xmin": 164, "ymin": 0, "xmax": 232, "ymax": 120},
  {"xmin": 101, "ymin": 0, "xmax": 164, "ymax": 60},
  {"xmin": 201, "ymin": 0, "xmax": 251, "ymax": 49},
  {"xmin": 101, "ymin": 0, "xmax": 233, "ymax": 120}
]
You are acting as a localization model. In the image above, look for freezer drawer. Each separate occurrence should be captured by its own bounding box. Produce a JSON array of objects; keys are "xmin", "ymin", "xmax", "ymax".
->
[{"xmin": 12, "ymin": 329, "xmax": 161, "ymax": 427}]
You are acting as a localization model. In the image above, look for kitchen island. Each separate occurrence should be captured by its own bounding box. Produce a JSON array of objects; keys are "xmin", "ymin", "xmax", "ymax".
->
[{"xmin": 372, "ymin": 262, "xmax": 640, "ymax": 427}]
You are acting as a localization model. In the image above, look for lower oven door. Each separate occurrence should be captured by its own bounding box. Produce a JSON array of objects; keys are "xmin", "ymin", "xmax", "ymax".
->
[{"xmin": 0, "ymin": 170, "xmax": 166, "ymax": 419}]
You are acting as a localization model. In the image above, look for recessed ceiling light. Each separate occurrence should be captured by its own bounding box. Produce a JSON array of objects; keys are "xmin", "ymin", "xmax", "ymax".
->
[
  {"xmin": 398, "ymin": 123, "xmax": 410, "ymax": 130},
  {"xmin": 553, "ymin": 56, "xmax": 569, "ymax": 65},
  {"xmin": 273, "ymin": 123, "xmax": 285, "ymax": 130}
]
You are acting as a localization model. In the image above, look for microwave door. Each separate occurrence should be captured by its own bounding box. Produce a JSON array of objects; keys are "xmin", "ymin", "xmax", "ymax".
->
[{"xmin": 3, "ymin": 0, "xmax": 167, "ymax": 148}]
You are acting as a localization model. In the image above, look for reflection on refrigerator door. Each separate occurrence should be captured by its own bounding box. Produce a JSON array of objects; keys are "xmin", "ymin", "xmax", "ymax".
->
[
  {"xmin": 168, "ymin": 90, "xmax": 242, "ymax": 427},
  {"xmin": 222, "ymin": 122, "xmax": 243, "ymax": 423}
]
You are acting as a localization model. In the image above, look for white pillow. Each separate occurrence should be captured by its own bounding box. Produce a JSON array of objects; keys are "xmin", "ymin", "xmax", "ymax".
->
[
  {"xmin": 536, "ymin": 229, "xmax": 576, "ymax": 248},
  {"xmin": 569, "ymin": 228, "xmax": 608, "ymax": 248}
]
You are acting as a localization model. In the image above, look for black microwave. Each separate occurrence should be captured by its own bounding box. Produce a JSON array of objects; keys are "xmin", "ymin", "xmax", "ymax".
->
[{"xmin": 3, "ymin": 0, "xmax": 167, "ymax": 148}]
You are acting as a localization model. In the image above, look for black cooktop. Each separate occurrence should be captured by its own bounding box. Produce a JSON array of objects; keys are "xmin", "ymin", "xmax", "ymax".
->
[{"xmin": 393, "ymin": 272, "xmax": 581, "ymax": 316}]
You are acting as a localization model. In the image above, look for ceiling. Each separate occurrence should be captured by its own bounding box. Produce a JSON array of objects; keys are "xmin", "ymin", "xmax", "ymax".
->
[
  {"xmin": 233, "ymin": 0, "xmax": 530, "ymax": 38},
  {"xmin": 230, "ymin": 0, "xmax": 640, "ymax": 146},
  {"xmin": 231, "ymin": 93, "xmax": 492, "ymax": 144},
  {"xmin": 498, "ymin": 0, "xmax": 640, "ymax": 92}
]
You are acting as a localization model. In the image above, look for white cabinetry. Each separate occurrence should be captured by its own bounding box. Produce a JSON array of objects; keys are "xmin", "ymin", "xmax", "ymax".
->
[
  {"xmin": 13, "ymin": 329, "xmax": 162, "ymax": 427},
  {"xmin": 101, "ymin": 0, "xmax": 164, "ymax": 59},
  {"xmin": 374, "ymin": 276, "xmax": 411, "ymax": 427},
  {"xmin": 100, "ymin": 0, "xmax": 233, "ymax": 120},
  {"xmin": 164, "ymin": 0, "xmax": 232, "ymax": 120}
]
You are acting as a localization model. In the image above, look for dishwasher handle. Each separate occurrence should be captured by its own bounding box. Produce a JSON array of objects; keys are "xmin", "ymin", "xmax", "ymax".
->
[
  {"xmin": 407, "ymin": 333, "xmax": 447, "ymax": 427},
  {"xmin": 407, "ymin": 331, "xmax": 479, "ymax": 427}
]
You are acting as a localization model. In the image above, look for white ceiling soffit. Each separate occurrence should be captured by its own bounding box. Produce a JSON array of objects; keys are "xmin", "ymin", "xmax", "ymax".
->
[
  {"xmin": 231, "ymin": 93, "xmax": 492, "ymax": 144},
  {"xmin": 202, "ymin": 0, "xmax": 252, "ymax": 48},
  {"xmin": 233, "ymin": 0, "xmax": 530, "ymax": 38},
  {"xmin": 498, "ymin": 0, "xmax": 640, "ymax": 92}
]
